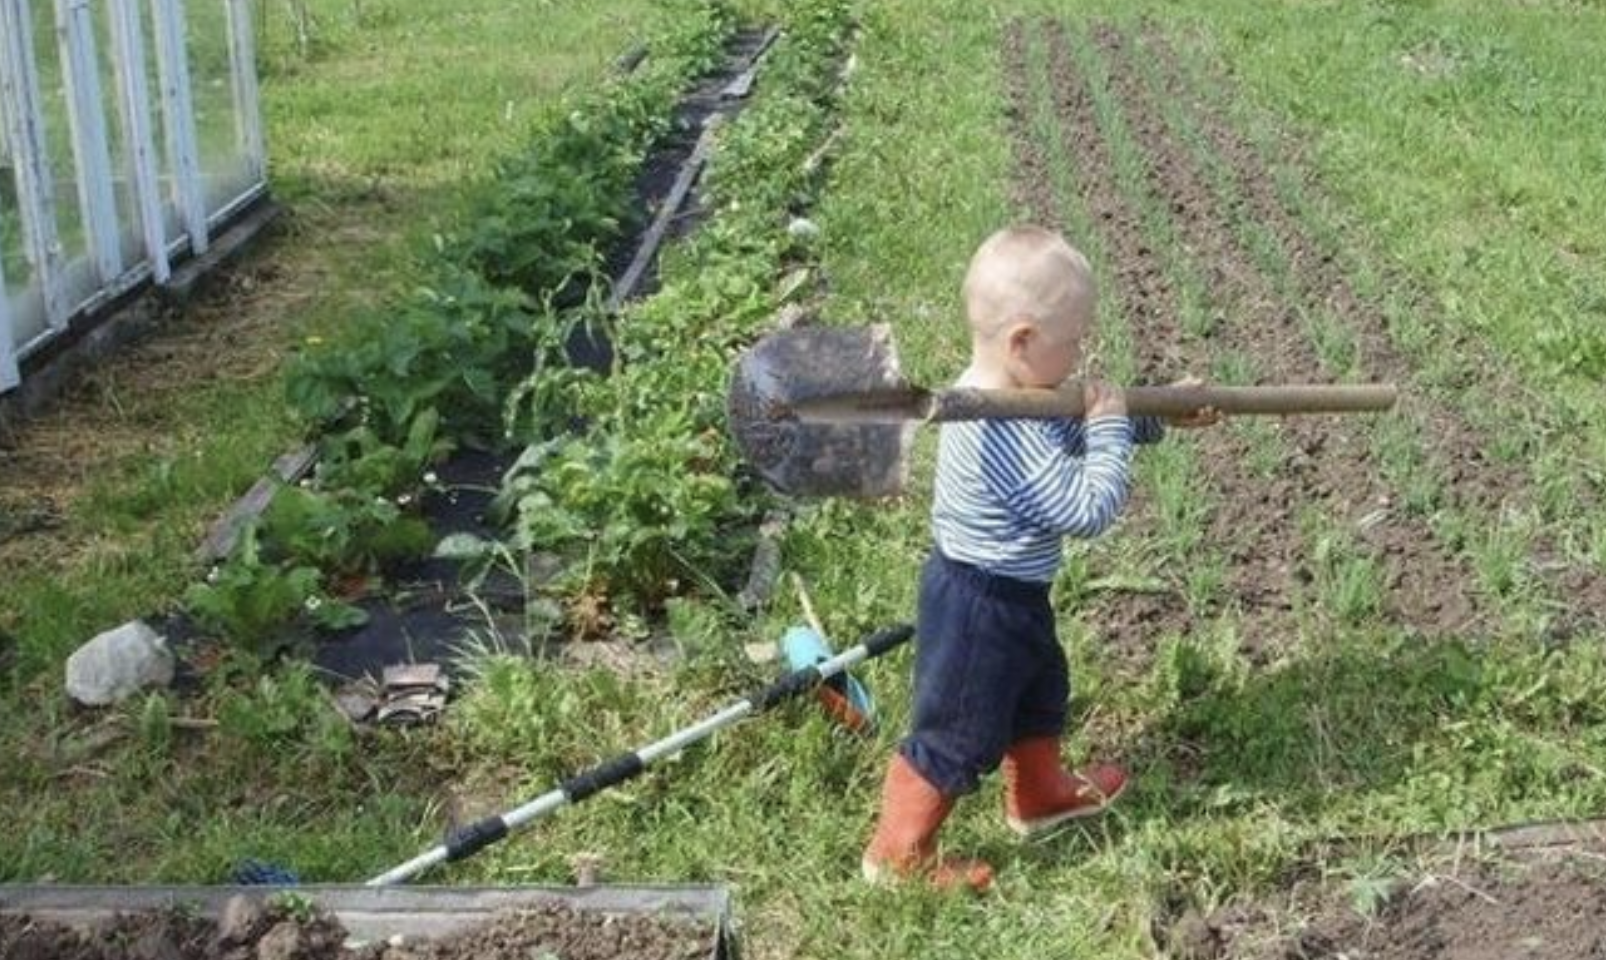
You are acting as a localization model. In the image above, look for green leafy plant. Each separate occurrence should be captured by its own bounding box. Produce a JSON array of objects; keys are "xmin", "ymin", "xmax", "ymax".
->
[
  {"xmin": 492, "ymin": 0, "xmax": 853, "ymax": 623},
  {"xmin": 260, "ymin": 485, "xmax": 433, "ymax": 580},
  {"xmin": 285, "ymin": 267, "xmax": 537, "ymax": 447},
  {"xmin": 315, "ymin": 406, "xmax": 453, "ymax": 498},
  {"xmin": 503, "ymin": 412, "xmax": 749, "ymax": 607},
  {"xmin": 185, "ymin": 527, "xmax": 367, "ymax": 657}
]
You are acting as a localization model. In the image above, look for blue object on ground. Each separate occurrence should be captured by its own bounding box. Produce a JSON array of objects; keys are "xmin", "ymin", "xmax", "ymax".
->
[
  {"xmin": 781, "ymin": 625, "xmax": 876, "ymax": 728},
  {"xmin": 231, "ymin": 859, "xmax": 300, "ymax": 886}
]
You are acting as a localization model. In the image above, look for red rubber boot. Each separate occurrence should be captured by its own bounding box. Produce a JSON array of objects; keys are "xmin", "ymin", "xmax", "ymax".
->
[
  {"xmin": 861, "ymin": 754, "xmax": 993, "ymax": 892},
  {"xmin": 1002, "ymin": 736, "xmax": 1127, "ymax": 837}
]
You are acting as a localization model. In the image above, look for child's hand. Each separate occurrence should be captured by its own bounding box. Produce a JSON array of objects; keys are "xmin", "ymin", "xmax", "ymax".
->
[
  {"xmin": 1084, "ymin": 379, "xmax": 1127, "ymax": 419},
  {"xmin": 1165, "ymin": 376, "xmax": 1220, "ymax": 428}
]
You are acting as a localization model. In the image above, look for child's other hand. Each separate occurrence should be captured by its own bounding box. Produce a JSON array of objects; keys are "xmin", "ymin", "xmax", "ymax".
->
[
  {"xmin": 1084, "ymin": 379, "xmax": 1127, "ymax": 419},
  {"xmin": 1165, "ymin": 376, "xmax": 1220, "ymax": 428}
]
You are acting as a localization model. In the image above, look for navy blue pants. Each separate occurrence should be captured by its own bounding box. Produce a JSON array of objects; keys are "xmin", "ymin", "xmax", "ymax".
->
[{"xmin": 900, "ymin": 552, "xmax": 1069, "ymax": 797}]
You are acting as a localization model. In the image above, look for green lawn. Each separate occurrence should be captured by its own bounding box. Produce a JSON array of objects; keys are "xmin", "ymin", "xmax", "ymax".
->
[
  {"xmin": 5, "ymin": 2, "xmax": 1606, "ymax": 959},
  {"xmin": 1, "ymin": 0, "xmax": 669, "ymax": 678}
]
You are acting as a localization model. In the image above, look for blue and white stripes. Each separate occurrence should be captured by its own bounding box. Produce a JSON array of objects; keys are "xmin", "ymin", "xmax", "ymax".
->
[{"xmin": 932, "ymin": 416, "xmax": 1164, "ymax": 583}]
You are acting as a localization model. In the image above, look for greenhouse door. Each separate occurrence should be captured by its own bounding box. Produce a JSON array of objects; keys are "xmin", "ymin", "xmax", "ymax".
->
[{"xmin": 0, "ymin": 0, "xmax": 266, "ymax": 391}]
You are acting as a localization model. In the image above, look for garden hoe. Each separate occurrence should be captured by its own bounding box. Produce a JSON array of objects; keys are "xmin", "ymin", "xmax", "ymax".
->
[
  {"xmin": 728, "ymin": 323, "xmax": 1400, "ymax": 497},
  {"xmin": 366, "ymin": 623, "xmax": 912, "ymax": 886}
]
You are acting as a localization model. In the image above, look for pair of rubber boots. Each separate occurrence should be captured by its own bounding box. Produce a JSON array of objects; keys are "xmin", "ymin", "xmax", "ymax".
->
[{"xmin": 861, "ymin": 737, "xmax": 1127, "ymax": 892}]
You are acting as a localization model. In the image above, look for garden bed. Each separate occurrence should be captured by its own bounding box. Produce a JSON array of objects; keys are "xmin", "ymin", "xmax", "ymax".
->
[
  {"xmin": 0, "ymin": 885, "xmax": 732, "ymax": 960},
  {"xmin": 1164, "ymin": 845, "xmax": 1606, "ymax": 960},
  {"xmin": 177, "ymin": 5, "xmax": 791, "ymax": 685}
]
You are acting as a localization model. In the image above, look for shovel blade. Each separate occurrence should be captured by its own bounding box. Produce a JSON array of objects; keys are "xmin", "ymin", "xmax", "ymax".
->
[{"xmin": 728, "ymin": 324, "xmax": 917, "ymax": 498}]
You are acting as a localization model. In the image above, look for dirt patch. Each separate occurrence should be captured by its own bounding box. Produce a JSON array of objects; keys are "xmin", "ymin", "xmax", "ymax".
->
[
  {"xmin": 383, "ymin": 902, "xmax": 714, "ymax": 960},
  {"xmin": 1083, "ymin": 22, "xmax": 1484, "ymax": 645},
  {"xmin": 1131, "ymin": 24, "xmax": 1606, "ymax": 638},
  {"xmin": 1164, "ymin": 854, "xmax": 1606, "ymax": 960},
  {"xmin": 0, "ymin": 900, "xmax": 716, "ymax": 960},
  {"xmin": 1000, "ymin": 21, "xmax": 1200, "ymax": 670},
  {"xmin": 999, "ymin": 21, "xmax": 1063, "ymax": 233}
]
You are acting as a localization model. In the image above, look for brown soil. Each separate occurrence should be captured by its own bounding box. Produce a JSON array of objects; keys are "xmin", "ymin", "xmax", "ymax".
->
[
  {"xmin": 1132, "ymin": 25, "xmax": 1606, "ymax": 640},
  {"xmin": 1164, "ymin": 854, "xmax": 1606, "ymax": 960},
  {"xmin": 381, "ymin": 902, "xmax": 714, "ymax": 960},
  {"xmin": 1087, "ymin": 22, "xmax": 1484, "ymax": 646},
  {"xmin": 1002, "ymin": 20, "xmax": 1199, "ymax": 669},
  {"xmin": 0, "ymin": 900, "xmax": 715, "ymax": 960},
  {"xmin": 996, "ymin": 18, "xmax": 1581, "ymax": 675}
]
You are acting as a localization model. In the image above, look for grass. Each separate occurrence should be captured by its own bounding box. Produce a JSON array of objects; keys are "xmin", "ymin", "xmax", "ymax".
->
[
  {"xmin": 0, "ymin": 0, "xmax": 674, "ymax": 888},
  {"xmin": 1, "ymin": 0, "xmax": 670, "ymax": 676},
  {"xmin": 5, "ymin": 1, "xmax": 1606, "ymax": 959}
]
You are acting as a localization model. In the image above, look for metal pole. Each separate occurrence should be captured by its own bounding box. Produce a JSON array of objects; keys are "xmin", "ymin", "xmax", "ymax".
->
[
  {"xmin": 0, "ymin": 10, "xmax": 15, "ymax": 389},
  {"xmin": 107, "ymin": 0, "xmax": 170, "ymax": 283},
  {"xmin": 0, "ymin": 0, "xmax": 69, "ymax": 330},
  {"xmin": 56, "ymin": 0, "xmax": 124, "ymax": 285},
  {"xmin": 0, "ymin": 249, "xmax": 18, "ymax": 391},
  {"xmin": 224, "ymin": 0, "xmax": 265, "ymax": 185},
  {"xmin": 150, "ymin": 0, "xmax": 207, "ymax": 257},
  {"xmin": 365, "ymin": 624, "xmax": 915, "ymax": 887}
]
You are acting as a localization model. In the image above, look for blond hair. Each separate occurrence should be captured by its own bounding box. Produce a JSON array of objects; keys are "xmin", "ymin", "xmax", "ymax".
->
[{"xmin": 962, "ymin": 226, "xmax": 1096, "ymax": 339}]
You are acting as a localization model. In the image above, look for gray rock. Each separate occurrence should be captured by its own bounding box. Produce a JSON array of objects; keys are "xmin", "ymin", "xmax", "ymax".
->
[
  {"xmin": 255, "ymin": 921, "xmax": 302, "ymax": 960},
  {"xmin": 219, "ymin": 894, "xmax": 265, "ymax": 946},
  {"xmin": 64, "ymin": 620, "xmax": 175, "ymax": 706}
]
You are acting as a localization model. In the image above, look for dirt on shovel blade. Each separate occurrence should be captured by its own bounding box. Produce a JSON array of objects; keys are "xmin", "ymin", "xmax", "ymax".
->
[
  {"xmin": 0, "ymin": 899, "xmax": 717, "ymax": 960},
  {"xmin": 728, "ymin": 324, "xmax": 914, "ymax": 497}
]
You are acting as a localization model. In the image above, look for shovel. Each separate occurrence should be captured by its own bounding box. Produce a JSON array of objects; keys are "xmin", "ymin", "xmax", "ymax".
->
[{"xmin": 727, "ymin": 324, "xmax": 1398, "ymax": 498}]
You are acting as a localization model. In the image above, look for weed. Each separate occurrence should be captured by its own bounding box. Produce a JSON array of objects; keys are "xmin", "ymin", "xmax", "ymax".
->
[
  {"xmin": 136, "ymin": 692, "xmax": 173, "ymax": 760},
  {"xmin": 1467, "ymin": 508, "xmax": 1537, "ymax": 603},
  {"xmin": 267, "ymin": 890, "xmax": 318, "ymax": 923},
  {"xmin": 1370, "ymin": 417, "xmax": 1443, "ymax": 518},
  {"xmin": 1305, "ymin": 517, "xmax": 1384, "ymax": 628}
]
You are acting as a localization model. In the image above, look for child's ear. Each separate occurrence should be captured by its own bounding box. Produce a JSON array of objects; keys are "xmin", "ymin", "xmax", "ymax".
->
[{"xmin": 1004, "ymin": 321, "xmax": 1035, "ymax": 357}]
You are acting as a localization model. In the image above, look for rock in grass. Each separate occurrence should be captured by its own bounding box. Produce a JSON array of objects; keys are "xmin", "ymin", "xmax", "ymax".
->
[{"xmin": 64, "ymin": 620, "xmax": 175, "ymax": 706}]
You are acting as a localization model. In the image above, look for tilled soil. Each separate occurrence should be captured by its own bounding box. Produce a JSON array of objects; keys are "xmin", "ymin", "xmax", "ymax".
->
[
  {"xmin": 1001, "ymin": 20, "xmax": 1199, "ymax": 667},
  {"xmin": 998, "ymin": 18, "xmax": 1606, "ymax": 669},
  {"xmin": 1165, "ymin": 855, "xmax": 1606, "ymax": 960},
  {"xmin": 1087, "ymin": 21, "xmax": 1482, "ymax": 649},
  {"xmin": 0, "ymin": 900, "xmax": 715, "ymax": 960},
  {"xmin": 1129, "ymin": 24, "xmax": 1606, "ymax": 643}
]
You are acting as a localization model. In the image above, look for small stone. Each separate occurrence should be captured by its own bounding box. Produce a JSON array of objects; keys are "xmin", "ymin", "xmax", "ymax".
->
[
  {"xmin": 219, "ymin": 895, "xmax": 264, "ymax": 946},
  {"xmin": 787, "ymin": 217, "xmax": 820, "ymax": 240},
  {"xmin": 64, "ymin": 621, "xmax": 175, "ymax": 706},
  {"xmin": 255, "ymin": 921, "xmax": 302, "ymax": 960},
  {"xmin": 742, "ymin": 642, "xmax": 780, "ymax": 664},
  {"xmin": 571, "ymin": 851, "xmax": 605, "ymax": 886}
]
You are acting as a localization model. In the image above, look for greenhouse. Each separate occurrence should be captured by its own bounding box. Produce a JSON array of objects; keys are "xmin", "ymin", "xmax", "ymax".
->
[{"xmin": 0, "ymin": 0, "xmax": 265, "ymax": 392}]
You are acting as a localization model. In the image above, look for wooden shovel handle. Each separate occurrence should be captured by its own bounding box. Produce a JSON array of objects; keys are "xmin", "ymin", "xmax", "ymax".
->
[{"xmin": 927, "ymin": 383, "xmax": 1398, "ymax": 421}]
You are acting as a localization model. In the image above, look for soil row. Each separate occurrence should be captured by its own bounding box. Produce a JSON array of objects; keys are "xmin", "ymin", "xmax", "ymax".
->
[
  {"xmin": 1091, "ymin": 21, "xmax": 1492, "ymax": 645},
  {"xmin": 1131, "ymin": 24, "xmax": 1606, "ymax": 638},
  {"xmin": 1002, "ymin": 21, "xmax": 1203, "ymax": 670},
  {"xmin": 1002, "ymin": 19, "xmax": 1497, "ymax": 661}
]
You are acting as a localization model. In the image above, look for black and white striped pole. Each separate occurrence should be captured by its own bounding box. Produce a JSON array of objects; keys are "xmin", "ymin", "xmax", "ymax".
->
[{"xmin": 366, "ymin": 623, "xmax": 914, "ymax": 886}]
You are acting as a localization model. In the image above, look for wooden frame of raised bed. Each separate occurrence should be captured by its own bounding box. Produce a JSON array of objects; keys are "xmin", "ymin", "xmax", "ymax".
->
[{"xmin": 0, "ymin": 883, "xmax": 736, "ymax": 959}]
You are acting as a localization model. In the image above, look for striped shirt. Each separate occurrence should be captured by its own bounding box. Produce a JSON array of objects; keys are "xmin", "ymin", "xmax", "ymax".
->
[{"xmin": 932, "ymin": 416, "xmax": 1165, "ymax": 583}]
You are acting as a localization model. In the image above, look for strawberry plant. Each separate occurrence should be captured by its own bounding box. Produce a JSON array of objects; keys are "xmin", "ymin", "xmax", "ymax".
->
[
  {"xmin": 259, "ymin": 484, "xmax": 434, "ymax": 580},
  {"xmin": 185, "ymin": 527, "xmax": 367, "ymax": 659},
  {"xmin": 315, "ymin": 407, "xmax": 453, "ymax": 498},
  {"xmin": 497, "ymin": 0, "xmax": 853, "ymax": 619},
  {"xmin": 191, "ymin": 0, "xmax": 739, "ymax": 655},
  {"xmin": 503, "ymin": 408, "xmax": 751, "ymax": 607},
  {"xmin": 285, "ymin": 267, "xmax": 536, "ymax": 448}
]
